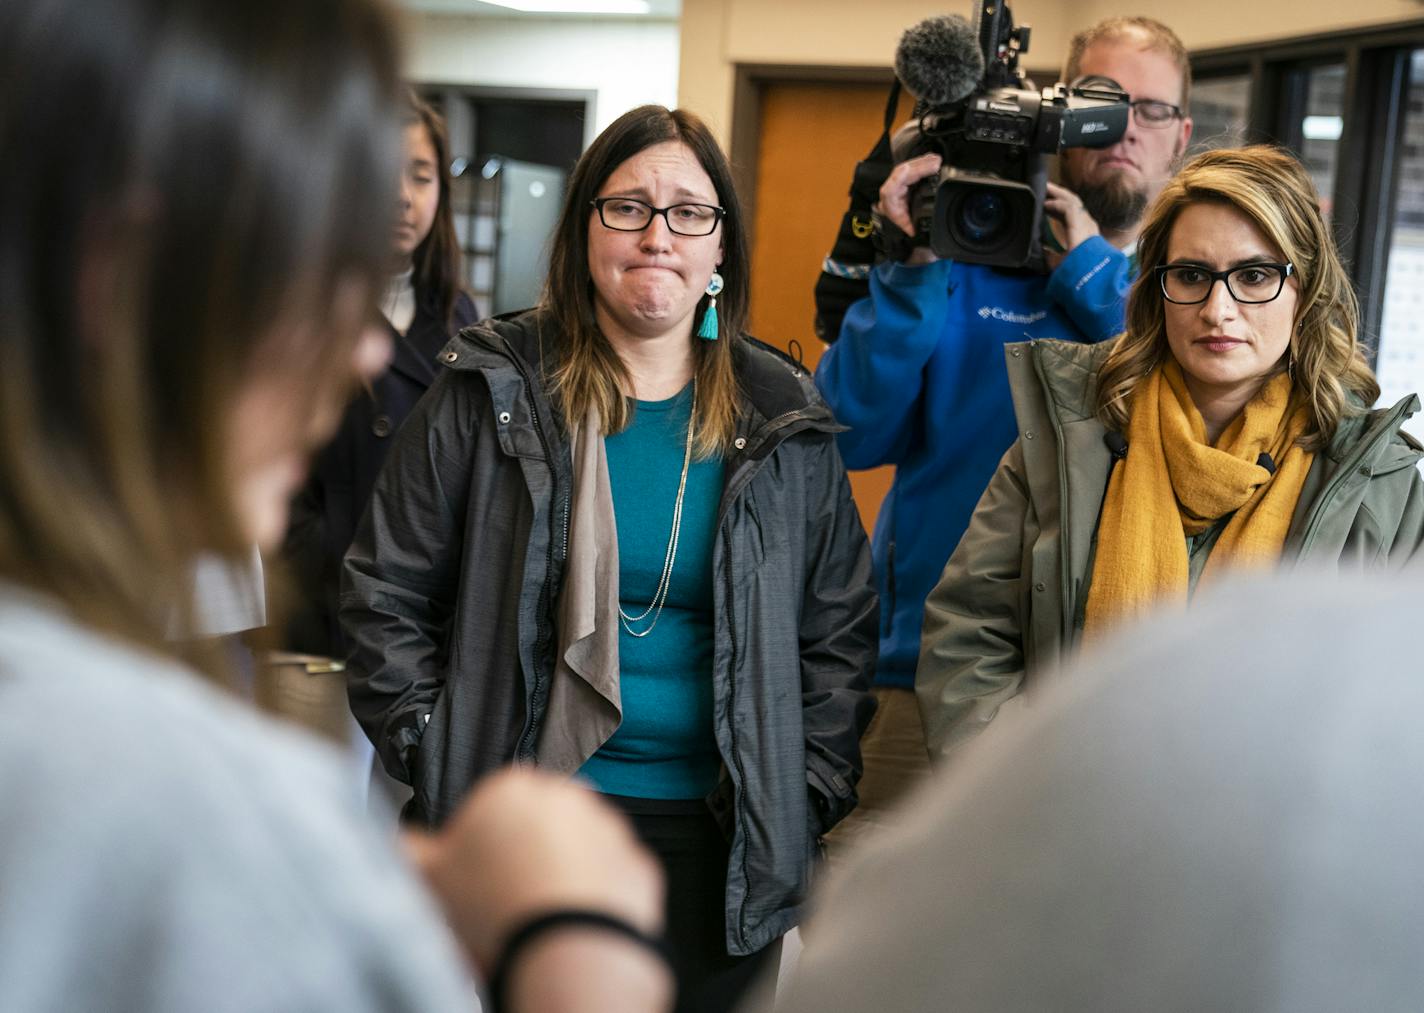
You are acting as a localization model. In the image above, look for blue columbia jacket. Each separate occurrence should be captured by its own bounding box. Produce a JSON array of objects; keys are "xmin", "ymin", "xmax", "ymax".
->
[{"xmin": 815, "ymin": 237, "xmax": 1131, "ymax": 688}]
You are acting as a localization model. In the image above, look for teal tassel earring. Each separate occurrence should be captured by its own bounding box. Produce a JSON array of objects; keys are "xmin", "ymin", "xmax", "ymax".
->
[{"xmin": 697, "ymin": 272, "xmax": 724, "ymax": 341}]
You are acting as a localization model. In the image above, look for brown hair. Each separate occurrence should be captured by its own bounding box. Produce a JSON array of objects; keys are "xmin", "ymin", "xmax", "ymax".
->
[
  {"xmin": 541, "ymin": 105, "xmax": 747, "ymax": 457},
  {"xmin": 1095, "ymin": 145, "xmax": 1377, "ymax": 449},
  {"xmin": 1064, "ymin": 16, "xmax": 1192, "ymax": 111},
  {"xmin": 403, "ymin": 90, "xmax": 465, "ymax": 329},
  {"xmin": 0, "ymin": 0, "xmax": 402, "ymax": 653}
]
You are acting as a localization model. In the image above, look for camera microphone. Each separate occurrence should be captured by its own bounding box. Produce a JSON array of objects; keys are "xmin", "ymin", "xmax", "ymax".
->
[{"xmin": 894, "ymin": 15, "xmax": 985, "ymax": 107}]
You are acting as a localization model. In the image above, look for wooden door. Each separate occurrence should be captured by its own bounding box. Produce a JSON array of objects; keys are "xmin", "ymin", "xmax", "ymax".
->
[{"xmin": 746, "ymin": 80, "xmax": 901, "ymax": 533}]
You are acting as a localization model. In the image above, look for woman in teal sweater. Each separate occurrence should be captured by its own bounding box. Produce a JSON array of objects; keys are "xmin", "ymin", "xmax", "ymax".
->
[{"xmin": 342, "ymin": 104, "xmax": 879, "ymax": 1013}]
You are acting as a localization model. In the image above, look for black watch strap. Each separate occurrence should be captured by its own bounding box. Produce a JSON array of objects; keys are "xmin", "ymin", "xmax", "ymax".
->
[{"xmin": 487, "ymin": 909, "xmax": 673, "ymax": 1012}]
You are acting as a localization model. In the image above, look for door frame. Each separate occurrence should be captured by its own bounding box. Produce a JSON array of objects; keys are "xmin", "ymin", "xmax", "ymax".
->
[{"xmin": 729, "ymin": 64, "xmax": 896, "ymax": 245}]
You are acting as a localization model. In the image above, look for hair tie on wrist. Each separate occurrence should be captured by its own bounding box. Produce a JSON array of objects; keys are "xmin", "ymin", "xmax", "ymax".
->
[{"xmin": 487, "ymin": 909, "xmax": 673, "ymax": 1012}]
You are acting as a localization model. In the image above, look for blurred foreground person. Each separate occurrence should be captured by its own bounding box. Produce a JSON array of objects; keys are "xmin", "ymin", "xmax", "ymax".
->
[
  {"xmin": 918, "ymin": 145, "xmax": 1424, "ymax": 761},
  {"xmin": 777, "ymin": 570, "xmax": 1424, "ymax": 1012},
  {"xmin": 0, "ymin": 1, "xmax": 670, "ymax": 1010},
  {"xmin": 343, "ymin": 104, "xmax": 877, "ymax": 1012}
]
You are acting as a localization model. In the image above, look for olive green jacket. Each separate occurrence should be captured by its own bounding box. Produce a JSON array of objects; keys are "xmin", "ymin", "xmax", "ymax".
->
[{"xmin": 917, "ymin": 338, "xmax": 1424, "ymax": 761}]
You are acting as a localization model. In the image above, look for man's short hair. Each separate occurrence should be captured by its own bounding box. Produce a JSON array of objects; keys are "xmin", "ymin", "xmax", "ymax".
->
[{"xmin": 1063, "ymin": 17, "xmax": 1191, "ymax": 111}]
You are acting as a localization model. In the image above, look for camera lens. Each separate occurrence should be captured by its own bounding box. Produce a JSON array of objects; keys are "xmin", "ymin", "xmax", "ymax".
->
[
  {"xmin": 956, "ymin": 190, "xmax": 1010, "ymax": 244},
  {"xmin": 930, "ymin": 174, "xmax": 1035, "ymax": 266}
]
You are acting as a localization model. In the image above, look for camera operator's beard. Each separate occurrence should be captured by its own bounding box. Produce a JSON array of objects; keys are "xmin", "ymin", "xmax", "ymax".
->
[{"xmin": 1075, "ymin": 176, "xmax": 1149, "ymax": 235}]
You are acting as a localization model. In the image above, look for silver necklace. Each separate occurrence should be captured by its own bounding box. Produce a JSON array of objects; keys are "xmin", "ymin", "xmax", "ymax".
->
[{"xmin": 619, "ymin": 382, "xmax": 697, "ymax": 638}]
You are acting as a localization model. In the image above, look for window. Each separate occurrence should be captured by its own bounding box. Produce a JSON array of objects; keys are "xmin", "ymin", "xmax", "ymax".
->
[
  {"xmin": 1373, "ymin": 49, "xmax": 1424, "ymax": 431},
  {"xmin": 419, "ymin": 87, "xmax": 588, "ymax": 315},
  {"xmin": 1190, "ymin": 74, "xmax": 1251, "ymax": 152},
  {"xmin": 1289, "ymin": 63, "xmax": 1346, "ymax": 222},
  {"xmin": 1192, "ymin": 21, "xmax": 1424, "ymax": 383}
]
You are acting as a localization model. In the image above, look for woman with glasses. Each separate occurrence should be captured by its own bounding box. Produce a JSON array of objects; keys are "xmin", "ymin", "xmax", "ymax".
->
[
  {"xmin": 343, "ymin": 103, "xmax": 878, "ymax": 1013},
  {"xmin": 917, "ymin": 145, "xmax": 1424, "ymax": 762}
]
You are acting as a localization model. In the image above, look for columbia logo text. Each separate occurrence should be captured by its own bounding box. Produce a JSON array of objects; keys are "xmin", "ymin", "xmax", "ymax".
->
[{"xmin": 978, "ymin": 307, "xmax": 1048, "ymax": 324}]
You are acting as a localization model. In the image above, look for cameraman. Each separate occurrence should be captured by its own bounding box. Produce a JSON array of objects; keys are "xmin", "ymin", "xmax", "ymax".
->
[{"xmin": 815, "ymin": 17, "xmax": 1192, "ymax": 825}]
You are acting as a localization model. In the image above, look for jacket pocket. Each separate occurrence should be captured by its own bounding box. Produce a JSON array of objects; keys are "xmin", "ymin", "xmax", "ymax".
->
[
  {"xmin": 806, "ymin": 755, "xmax": 857, "ymax": 833},
  {"xmin": 806, "ymin": 793, "xmax": 828, "ymax": 869},
  {"xmin": 412, "ymin": 687, "xmax": 452, "ymax": 811}
]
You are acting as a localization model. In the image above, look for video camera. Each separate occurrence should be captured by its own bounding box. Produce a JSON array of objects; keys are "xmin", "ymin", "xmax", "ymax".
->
[{"xmin": 893, "ymin": 0, "xmax": 1130, "ymax": 269}]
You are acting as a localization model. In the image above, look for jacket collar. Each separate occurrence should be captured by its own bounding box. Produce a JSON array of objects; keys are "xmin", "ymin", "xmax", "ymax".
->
[
  {"xmin": 1323, "ymin": 393, "xmax": 1422, "ymax": 471},
  {"xmin": 438, "ymin": 310, "xmax": 842, "ymax": 446},
  {"xmin": 440, "ymin": 307, "xmax": 550, "ymax": 373},
  {"xmin": 1005, "ymin": 338, "xmax": 1113, "ymax": 424},
  {"xmin": 736, "ymin": 337, "xmax": 815, "ymax": 413},
  {"xmin": 386, "ymin": 306, "xmax": 448, "ymax": 389}
]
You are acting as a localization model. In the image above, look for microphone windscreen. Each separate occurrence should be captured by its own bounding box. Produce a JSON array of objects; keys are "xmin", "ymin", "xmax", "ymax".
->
[{"xmin": 894, "ymin": 15, "xmax": 985, "ymax": 107}]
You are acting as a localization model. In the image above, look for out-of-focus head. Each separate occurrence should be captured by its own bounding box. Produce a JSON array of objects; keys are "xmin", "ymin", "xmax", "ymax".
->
[
  {"xmin": 775, "ymin": 576, "xmax": 1424, "ymax": 1013},
  {"xmin": 399, "ymin": 90, "xmax": 463, "ymax": 325},
  {"xmin": 1059, "ymin": 17, "xmax": 1193, "ymax": 234},
  {"xmin": 1098, "ymin": 145, "xmax": 1378, "ymax": 447},
  {"xmin": 0, "ymin": 0, "xmax": 402, "ymax": 638},
  {"xmin": 544, "ymin": 106, "xmax": 748, "ymax": 456}
]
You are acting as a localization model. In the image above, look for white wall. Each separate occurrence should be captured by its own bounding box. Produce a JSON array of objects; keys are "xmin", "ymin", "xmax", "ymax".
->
[{"xmin": 401, "ymin": 12, "xmax": 681, "ymax": 138}]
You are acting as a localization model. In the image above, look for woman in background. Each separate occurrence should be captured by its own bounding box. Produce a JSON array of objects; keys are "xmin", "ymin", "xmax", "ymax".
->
[
  {"xmin": 343, "ymin": 104, "xmax": 878, "ymax": 1013},
  {"xmin": 285, "ymin": 89, "xmax": 477, "ymax": 658},
  {"xmin": 0, "ymin": 0, "xmax": 670, "ymax": 1009},
  {"xmin": 917, "ymin": 145, "xmax": 1424, "ymax": 763}
]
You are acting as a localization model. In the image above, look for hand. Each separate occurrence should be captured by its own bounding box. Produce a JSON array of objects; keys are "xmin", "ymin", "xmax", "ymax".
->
[
  {"xmin": 404, "ymin": 769, "xmax": 665, "ymax": 973},
  {"xmin": 877, "ymin": 152, "xmax": 942, "ymax": 266},
  {"xmin": 1042, "ymin": 182, "xmax": 1102, "ymax": 269}
]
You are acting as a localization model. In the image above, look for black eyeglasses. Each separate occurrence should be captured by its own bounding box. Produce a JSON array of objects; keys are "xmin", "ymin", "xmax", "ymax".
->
[
  {"xmin": 590, "ymin": 197, "xmax": 725, "ymax": 237},
  {"xmin": 1130, "ymin": 99, "xmax": 1184, "ymax": 128},
  {"xmin": 1156, "ymin": 262, "xmax": 1296, "ymax": 305}
]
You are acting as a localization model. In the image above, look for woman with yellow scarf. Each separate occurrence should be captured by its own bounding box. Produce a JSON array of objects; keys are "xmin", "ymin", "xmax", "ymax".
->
[{"xmin": 917, "ymin": 145, "xmax": 1424, "ymax": 762}]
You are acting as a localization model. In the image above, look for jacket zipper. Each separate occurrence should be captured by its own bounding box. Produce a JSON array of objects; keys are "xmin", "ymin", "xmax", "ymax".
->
[
  {"xmin": 715, "ymin": 404, "xmax": 838, "ymax": 952},
  {"xmin": 720, "ymin": 526, "xmax": 751, "ymax": 948},
  {"xmin": 1029, "ymin": 342, "xmax": 1076, "ymax": 636},
  {"xmin": 884, "ymin": 540, "xmax": 897, "ymax": 639},
  {"xmin": 1071, "ymin": 454, "xmax": 1121, "ymax": 635},
  {"xmin": 501, "ymin": 337, "xmax": 571, "ymax": 762}
]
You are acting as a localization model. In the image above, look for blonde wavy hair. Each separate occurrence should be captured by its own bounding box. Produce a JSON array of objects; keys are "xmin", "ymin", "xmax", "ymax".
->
[{"xmin": 1095, "ymin": 145, "xmax": 1378, "ymax": 450}]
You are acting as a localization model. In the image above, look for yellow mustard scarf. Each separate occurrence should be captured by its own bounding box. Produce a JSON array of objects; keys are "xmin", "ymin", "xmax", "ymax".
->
[{"xmin": 1084, "ymin": 360, "xmax": 1312, "ymax": 636}]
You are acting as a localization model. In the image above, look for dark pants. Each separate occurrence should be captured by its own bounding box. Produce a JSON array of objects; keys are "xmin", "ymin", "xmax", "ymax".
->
[{"xmin": 609, "ymin": 798, "xmax": 782, "ymax": 1013}]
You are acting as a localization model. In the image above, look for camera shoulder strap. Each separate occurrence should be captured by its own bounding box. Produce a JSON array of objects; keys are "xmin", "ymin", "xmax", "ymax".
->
[{"xmin": 813, "ymin": 79, "xmax": 902, "ymax": 344}]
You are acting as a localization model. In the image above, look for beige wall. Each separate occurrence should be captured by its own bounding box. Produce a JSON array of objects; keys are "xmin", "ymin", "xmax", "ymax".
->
[{"xmin": 677, "ymin": 0, "xmax": 1422, "ymax": 148}]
